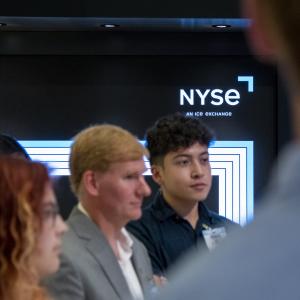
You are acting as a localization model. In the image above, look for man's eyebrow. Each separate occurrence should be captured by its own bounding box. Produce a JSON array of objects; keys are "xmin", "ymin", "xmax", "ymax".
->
[
  {"xmin": 125, "ymin": 169, "xmax": 147, "ymax": 175},
  {"xmin": 173, "ymin": 151, "xmax": 209, "ymax": 158},
  {"xmin": 200, "ymin": 151, "xmax": 209, "ymax": 156},
  {"xmin": 173, "ymin": 154, "xmax": 191, "ymax": 159}
]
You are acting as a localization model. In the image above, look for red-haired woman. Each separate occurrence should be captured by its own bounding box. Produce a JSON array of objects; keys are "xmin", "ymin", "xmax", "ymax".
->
[{"xmin": 0, "ymin": 156, "xmax": 67, "ymax": 300}]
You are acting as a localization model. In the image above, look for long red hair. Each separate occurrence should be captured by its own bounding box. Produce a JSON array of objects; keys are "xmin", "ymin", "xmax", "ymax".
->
[{"xmin": 0, "ymin": 156, "xmax": 51, "ymax": 300}]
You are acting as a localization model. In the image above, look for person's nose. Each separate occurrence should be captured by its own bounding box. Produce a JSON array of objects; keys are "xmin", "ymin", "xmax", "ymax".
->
[
  {"xmin": 56, "ymin": 215, "xmax": 68, "ymax": 235},
  {"xmin": 191, "ymin": 161, "xmax": 204, "ymax": 178},
  {"xmin": 139, "ymin": 176, "xmax": 151, "ymax": 197}
]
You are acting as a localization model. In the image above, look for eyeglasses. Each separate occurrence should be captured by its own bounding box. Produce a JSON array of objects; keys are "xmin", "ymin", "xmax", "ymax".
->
[{"xmin": 41, "ymin": 203, "xmax": 60, "ymax": 228}]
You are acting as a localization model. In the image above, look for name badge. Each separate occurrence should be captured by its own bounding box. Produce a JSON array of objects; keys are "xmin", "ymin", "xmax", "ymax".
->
[{"xmin": 202, "ymin": 226, "xmax": 227, "ymax": 251}]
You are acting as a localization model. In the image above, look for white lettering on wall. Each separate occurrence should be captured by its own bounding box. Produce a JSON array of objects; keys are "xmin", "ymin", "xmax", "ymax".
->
[{"xmin": 180, "ymin": 88, "xmax": 240, "ymax": 106}]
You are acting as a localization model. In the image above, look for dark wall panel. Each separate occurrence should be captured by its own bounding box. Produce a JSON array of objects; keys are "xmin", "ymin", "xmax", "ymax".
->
[
  {"xmin": 1, "ymin": 0, "xmax": 240, "ymax": 18},
  {"xmin": 0, "ymin": 31, "xmax": 289, "ymax": 221}
]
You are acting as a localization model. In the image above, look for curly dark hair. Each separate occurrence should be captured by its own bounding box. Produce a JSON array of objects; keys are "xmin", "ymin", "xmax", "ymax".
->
[{"xmin": 146, "ymin": 113, "xmax": 215, "ymax": 165}]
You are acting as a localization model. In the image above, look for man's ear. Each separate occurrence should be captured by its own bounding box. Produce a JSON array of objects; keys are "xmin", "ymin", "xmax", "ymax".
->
[
  {"xmin": 151, "ymin": 165, "xmax": 164, "ymax": 186},
  {"xmin": 242, "ymin": 0, "xmax": 275, "ymax": 59},
  {"xmin": 82, "ymin": 170, "xmax": 100, "ymax": 197}
]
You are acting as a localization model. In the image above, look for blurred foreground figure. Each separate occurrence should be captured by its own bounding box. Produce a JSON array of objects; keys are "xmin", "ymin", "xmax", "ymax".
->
[
  {"xmin": 0, "ymin": 157, "xmax": 67, "ymax": 300},
  {"xmin": 157, "ymin": 0, "xmax": 300, "ymax": 299}
]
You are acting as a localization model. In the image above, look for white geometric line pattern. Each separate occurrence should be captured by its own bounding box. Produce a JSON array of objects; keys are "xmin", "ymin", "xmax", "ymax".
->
[
  {"xmin": 19, "ymin": 140, "xmax": 253, "ymax": 225},
  {"xmin": 209, "ymin": 141, "xmax": 253, "ymax": 226}
]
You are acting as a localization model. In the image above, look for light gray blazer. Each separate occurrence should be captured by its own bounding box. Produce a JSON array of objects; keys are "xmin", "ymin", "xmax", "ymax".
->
[{"xmin": 44, "ymin": 207, "xmax": 153, "ymax": 300}]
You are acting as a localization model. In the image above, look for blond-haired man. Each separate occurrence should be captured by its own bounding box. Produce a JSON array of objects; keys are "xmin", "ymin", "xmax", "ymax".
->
[{"xmin": 44, "ymin": 125, "xmax": 153, "ymax": 300}]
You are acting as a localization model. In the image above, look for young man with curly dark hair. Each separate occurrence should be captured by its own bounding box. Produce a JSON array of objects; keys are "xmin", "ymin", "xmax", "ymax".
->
[{"xmin": 127, "ymin": 113, "xmax": 235, "ymax": 285}]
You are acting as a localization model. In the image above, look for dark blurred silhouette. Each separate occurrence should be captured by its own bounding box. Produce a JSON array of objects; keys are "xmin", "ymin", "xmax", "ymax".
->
[
  {"xmin": 157, "ymin": 0, "xmax": 300, "ymax": 299},
  {"xmin": 0, "ymin": 133, "xmax": 30, "ymax": 159}
]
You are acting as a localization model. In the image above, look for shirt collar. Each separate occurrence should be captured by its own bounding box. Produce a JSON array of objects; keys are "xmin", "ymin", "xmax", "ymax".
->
[
  {"xmin": 78, "ymin": 202, "xmax": 91, "ymax": 218},
  {"xmin": 78, "ymin": 202, "xmax": 134, "ymax": 251},
  {"xmin": 119, "ymin": 228, "xmax": 133, "ymax": 249},
  {"xmin": 151, "ymin": 192, "xmax": 176, "ymax": 220},
  {"xmin": 117, "ymin": 228, "xmax": 134, "ymax": 261},
  {"xmin": 151, "ymin": 191, "xmax": 214, "ymax": 224}
]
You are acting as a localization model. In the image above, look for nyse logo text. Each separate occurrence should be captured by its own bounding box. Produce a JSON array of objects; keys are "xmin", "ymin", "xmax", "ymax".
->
[{"xmin": 180, "ymin": 89, "xmax": 240, "ymax": 106}]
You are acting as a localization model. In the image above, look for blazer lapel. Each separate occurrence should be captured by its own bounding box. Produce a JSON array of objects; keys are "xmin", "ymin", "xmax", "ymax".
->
[
  {"xmin": 131, "ymin": 240, "xmax": 150, "ymax": 293},
  {"xmin": 68, "ymin": 207, "xmax": 132, "ymax": 300}
]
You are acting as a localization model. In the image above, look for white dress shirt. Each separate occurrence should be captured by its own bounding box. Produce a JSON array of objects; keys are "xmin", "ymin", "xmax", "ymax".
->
[
  {"xmin": 78, "ymin": 203, "xmax": 144, "ymax": 300},
  {"xmin": 117, "ymin": 228, "xmax": 144, "ymax": 300}
]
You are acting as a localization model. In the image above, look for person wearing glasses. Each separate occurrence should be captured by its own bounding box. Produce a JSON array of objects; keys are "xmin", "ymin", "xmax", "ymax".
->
[
  {"xmin": 44, "ymin": 124, "xmax": 154, "ymax": 300},
  {"xmin": 0, "ymin": 156, "xmax": 67, "ymax": 300}
]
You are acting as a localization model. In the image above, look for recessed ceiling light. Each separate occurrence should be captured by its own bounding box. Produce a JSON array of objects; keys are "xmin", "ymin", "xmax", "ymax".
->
[
  {"xmin": 101, "ymin": 24, "xmax": 119, "ymax": 28},
  {"xmin": 212, "ymin": 24, "xmax": 231, "ymax": 28}
]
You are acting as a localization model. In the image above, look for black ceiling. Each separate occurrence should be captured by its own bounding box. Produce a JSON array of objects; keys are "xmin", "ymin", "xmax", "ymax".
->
[
  {"xmin": 1, "ymin": 0, "xmax": 240, "ymax": 18},
  {"xmin": 0, "ymin": 0, "xmax": 246, "ymax": 31}
]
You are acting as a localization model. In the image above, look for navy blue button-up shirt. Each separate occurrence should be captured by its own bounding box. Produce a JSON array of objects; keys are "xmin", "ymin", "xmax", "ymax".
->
[{"xmin": 127, "ymin": 192, "xmax": 236, "ymax": 276}]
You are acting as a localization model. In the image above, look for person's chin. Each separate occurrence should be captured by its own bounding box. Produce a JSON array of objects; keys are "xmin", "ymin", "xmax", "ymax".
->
[
  {"xmin": 189, "ymin": 195, "xmax": 206, "ymax": 203},
  {"xmin": 48, "ymin": 258, "xmax": 60, "ymax": 275},
  {"xmin": 129, "ymin": 210, "xmax": 142, "ymax": 221},
  {"xmin": 48, "ymin": 253, "xmax": 60, "ymax": 272},
  {"xmin": 38, "ymin": 260, "xmax": 59, "ymax": 279},
  {"xmin": 191, "ymin": 192, "xmax": 208, "ymax": 202}
]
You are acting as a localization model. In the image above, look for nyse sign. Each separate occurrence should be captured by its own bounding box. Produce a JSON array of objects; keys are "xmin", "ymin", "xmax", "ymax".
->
[
  {"xmin": 179, "ymin": 76, "xmax": 254, "ymax": 108},
  {"xmin": 180, "ymin": 89, "xmax": 240, "ymax": 106}
]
